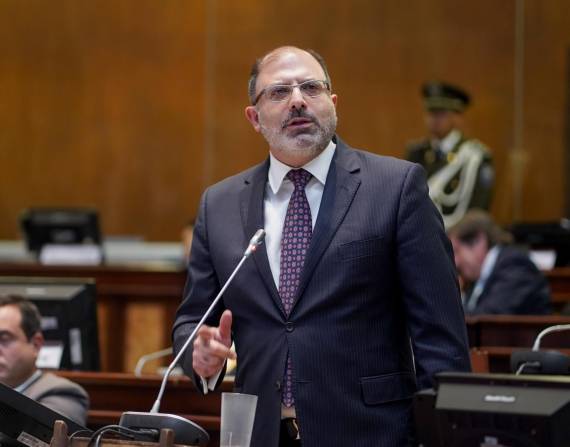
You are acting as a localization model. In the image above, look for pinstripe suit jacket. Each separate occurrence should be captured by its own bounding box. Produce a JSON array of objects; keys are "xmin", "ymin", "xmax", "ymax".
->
[{"xmin": 173, "ymin": 136, "xmax": 471, "ymax": 447}]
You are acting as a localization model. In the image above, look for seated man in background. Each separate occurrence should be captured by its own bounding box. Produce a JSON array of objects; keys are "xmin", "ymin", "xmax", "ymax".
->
[
  {"xmin": 0, "ymin": 295, "xmax": 89, "ymax": 425},
  {"xmin": 448, "ymin": 210, "xmax": 551, "ymax": 315}
]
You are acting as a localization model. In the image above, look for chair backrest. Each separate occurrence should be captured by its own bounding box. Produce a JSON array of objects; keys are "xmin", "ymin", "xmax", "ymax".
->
[{"xmin": 470, "ymin": 348, "xmax": 490, "ymax": 373}]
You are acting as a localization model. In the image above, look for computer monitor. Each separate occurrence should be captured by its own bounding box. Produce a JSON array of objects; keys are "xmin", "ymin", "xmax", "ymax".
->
[
  {"xmin": 415, "ymin": 372, "xmax": 570, "ymax": 447},
  {"xmin": 20, "ymin": 208, "xmax": 102, "ymax": 255},
  {"xmin": 0, "ymin": 380, "xmax": 89, "ymax": 447},
  {"xmin": 0, "ymin": 277, "xmax": 100, "ymax": 371},
  {"xmin": 509, "ymin": 220, "xmax": 570, "ymax": 267}
]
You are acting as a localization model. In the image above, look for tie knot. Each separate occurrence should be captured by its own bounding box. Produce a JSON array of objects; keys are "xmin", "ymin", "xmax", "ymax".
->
[{"xmin": 286, "ymin": 169, "xmax": 312, "ymax": 190}]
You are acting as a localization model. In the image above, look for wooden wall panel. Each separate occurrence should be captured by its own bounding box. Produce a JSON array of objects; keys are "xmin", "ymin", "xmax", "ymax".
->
[
  {"xmin": 0, "ymin": 0, "xmax": 569, "ymax": 241},
  {"xmin": 206, "ymin": 0, "xmax": 517, "ymax": 220},
  {"xmin": 0, "ymin": 0, "xmax": 206, "ymax": 240},
  {"xmin": 521, "ymin": 1, "xmax": 570, "ymax": 221}
]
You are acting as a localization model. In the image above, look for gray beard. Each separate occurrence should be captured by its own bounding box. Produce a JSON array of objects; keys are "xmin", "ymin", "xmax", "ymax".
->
[{"xmin": 259, "ymin": 109, "xmax": 337, "ymax": 159}]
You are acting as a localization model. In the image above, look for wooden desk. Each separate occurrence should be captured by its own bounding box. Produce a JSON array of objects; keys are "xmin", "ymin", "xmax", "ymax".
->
[
  {"xmin": 56, "ymin": 371, "xmax": 232, "ymax": 447},
  {"xmin": 2, "ymin": 262, "xmax": 570, "ymax": 372},
  {"xmin": 466, "ymin": 315, "xmax": 570, "ymax": 348},
  {"xmin": 0, "ymin": 262, "xmax": 187, "ymax": 372}
]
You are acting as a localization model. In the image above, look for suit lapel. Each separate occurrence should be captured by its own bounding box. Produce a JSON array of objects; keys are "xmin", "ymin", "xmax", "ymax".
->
[
  {"xmin": 239, "ymin": 159, "xmax": 283, "ymax": 313},
  {"xmin": 295, "ymin": 139, "xmax": 361, "ymax": 306}
]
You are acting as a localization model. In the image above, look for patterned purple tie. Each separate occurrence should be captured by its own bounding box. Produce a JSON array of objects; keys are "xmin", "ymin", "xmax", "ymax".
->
[{"xmin": 279, "ymin": 168, "xmax": 312, "ymax": 407}]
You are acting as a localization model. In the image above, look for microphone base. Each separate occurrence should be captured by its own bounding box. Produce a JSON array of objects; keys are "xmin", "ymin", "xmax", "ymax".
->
[
  {"xmin": 119, "ymin": 411, "xmax": 209, "ymax": 446},
  {"xmin": 510, "ymin": 349, "xmax": 570, "ymax": 375}
]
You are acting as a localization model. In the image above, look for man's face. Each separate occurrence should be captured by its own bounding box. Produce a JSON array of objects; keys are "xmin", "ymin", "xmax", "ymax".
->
[
  {"xmin": 245, "ymin": 49, "xmax": 338, "ymax": 167},
  {"xmin": 450, "ymin": 233, "xmax": 489, "ymax": 283},
  {"xmin": 425, "ymin": 109, "xmax": 458, "ymax": 140},
  {"xmin": 0, "ymin": 305, "xmax": 42, "ymax": 388}
]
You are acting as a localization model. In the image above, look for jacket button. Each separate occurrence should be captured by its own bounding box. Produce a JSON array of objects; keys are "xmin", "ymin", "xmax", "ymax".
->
[
  {"xmin": 285, "ymin": 321, "xmax": 294, "ymax": 332},
  {"xmin": 275, "ymin": 380, "xmax": 281, "ymax": 391}
]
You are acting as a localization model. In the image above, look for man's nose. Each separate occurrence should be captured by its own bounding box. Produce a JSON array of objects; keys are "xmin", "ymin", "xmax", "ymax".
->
[{"xmin": 288, "ymin": 86, "xmax": 307, "ymax": 109}]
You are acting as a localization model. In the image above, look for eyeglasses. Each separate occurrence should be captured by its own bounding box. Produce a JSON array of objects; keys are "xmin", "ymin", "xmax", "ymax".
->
[{"xmin": 253, "ymin": 79, "xmax": 330, "ymax": 105}]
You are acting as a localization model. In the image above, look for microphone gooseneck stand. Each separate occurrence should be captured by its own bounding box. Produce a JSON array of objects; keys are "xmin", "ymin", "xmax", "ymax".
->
[{"xmin": 119, "ymin": 229, "xmax": 266, "ymax": 446}]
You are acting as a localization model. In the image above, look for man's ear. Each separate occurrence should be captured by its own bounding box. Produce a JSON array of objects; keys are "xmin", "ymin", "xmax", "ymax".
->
[
  {"xmin": 30, "ymin": 332, "xmax": 44, "ymax": 353},
  {"xmin": 244, "ymin": 106, "xmax": 261, "ymax": 132}
]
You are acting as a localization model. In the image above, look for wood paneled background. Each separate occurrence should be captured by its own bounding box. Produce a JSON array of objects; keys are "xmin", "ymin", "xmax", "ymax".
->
[{"xmin": 1, "ymin": 0, "xmax": 569, "ymax": 241}]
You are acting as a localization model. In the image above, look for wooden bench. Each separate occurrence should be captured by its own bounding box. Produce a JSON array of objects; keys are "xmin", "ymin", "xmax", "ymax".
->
[{"xmin": 466, "ymin": 314, "xmax": 570, "ymax": 348}]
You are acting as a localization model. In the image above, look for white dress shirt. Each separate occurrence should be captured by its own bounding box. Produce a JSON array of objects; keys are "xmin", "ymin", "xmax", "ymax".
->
[{"xmin": 264, "ymin": 140, "xmax": 336, "ymax": 286}]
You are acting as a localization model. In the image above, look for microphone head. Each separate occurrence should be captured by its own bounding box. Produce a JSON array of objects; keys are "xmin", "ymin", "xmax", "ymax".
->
[
  {"xmin": 251, "ymin": 229, "xmax": 266, "ymax": 244},
  {"xmin": 244, "ymin": 229, "xmax": 266, "ymax": 257}
]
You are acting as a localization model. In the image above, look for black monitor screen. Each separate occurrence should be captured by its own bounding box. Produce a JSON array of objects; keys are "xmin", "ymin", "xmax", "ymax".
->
[
  {"xmin": 509, "ymin": 220, "xmax": 570, "ymax": 266},
  {"xmin": 434, "ymin": 372, "xmax": 570, "ymax": 447},
  {"xmin": 20, "ymin": 208, "xmax": 102, "ymax": 255},
  {"xmin": 0, "ymin": 277, "xmax": 100, "ymax": 371},
  {"xmin": 0, "ymin": 380, "xmax": 88, "ymax": 447}
]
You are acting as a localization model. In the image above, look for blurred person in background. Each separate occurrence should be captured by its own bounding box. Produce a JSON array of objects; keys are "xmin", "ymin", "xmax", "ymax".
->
[
  {"xmin": 0, "ymin": 295, "xmax": 89, "ymax": 424},
  {"xmin": 406, "ymin": 81, "xmax": 494, "ymax": 228},
  {"xmin": 448, "ymin": 210, "xmax": 551, "ymax": 315}
]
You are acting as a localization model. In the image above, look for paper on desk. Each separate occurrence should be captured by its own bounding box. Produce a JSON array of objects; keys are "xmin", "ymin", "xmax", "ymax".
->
[
  {"xmin": 529, "ymin": 249, "xmax": 556, "ymax": 271},
  {"xmin": 36, "ymin": 342, "xmax": 64, "ymax": 369},
  {"xmin": 39, "ymin": 244, "xmax": 103, "ymax": 265}
]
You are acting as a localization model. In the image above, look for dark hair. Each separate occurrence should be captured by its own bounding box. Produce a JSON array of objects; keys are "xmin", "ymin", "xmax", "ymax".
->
[
  {"xmin": 0, "ymin": 295, "xmax": 42, "ymax": 340},
  {"xmin": 247, "ymin": 47, "xmax": 332, "ymax": 105},
  {"xmin": 448, "ymin": 209, "xmax": 513, "ymax": 248}
]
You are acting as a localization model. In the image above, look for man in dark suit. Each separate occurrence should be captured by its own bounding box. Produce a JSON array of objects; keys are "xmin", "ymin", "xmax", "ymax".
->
[
  {"xmin": 406, "ymin": 82, "xmax": 494, "ymax": 229},
  {"xmin": 448, "ymin": 210, "xmax": 551, "ymax": 315},
  {"xmin": 0, "ymin": 295, "xmax": 89, "ymax": 424},
  {"xmin": 172, "ymin": 46, "xmax": 471, "ymax": 446}
]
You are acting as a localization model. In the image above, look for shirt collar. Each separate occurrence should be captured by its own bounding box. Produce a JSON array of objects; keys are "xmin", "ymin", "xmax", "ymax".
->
[
  {"xmin": 479, "ymin": 244, "xmax": 501, "ymax": 283},
  {"xmin": 267, "ymin": 140, "xmax": 336, "ymax": 194},
  {"xmin": 466, "ymin": 245, "xmax": 501, "ymax": 312},
  {"xmin": 14, "ymin": 369, "xmax": 42, "ymax": 393}
]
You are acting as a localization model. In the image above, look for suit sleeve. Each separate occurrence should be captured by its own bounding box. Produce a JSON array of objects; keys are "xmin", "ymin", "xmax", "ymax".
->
[
  {"xmin": 396, "ymin": 163, "xmax": 471, "ymax": 389},
  {"xmin": 171, "ymin": 189, "xmax": 227, "ymax": 392}
]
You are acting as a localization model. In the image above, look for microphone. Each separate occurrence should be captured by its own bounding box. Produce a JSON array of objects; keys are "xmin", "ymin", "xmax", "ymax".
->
[
  {"xmin": 119, "ymin": 229, "xmax": 266, "ymax": 446},
  {"xmin": 511, "ymin": 324, "xmax": 570, "ymax": 375},
  {"xmin": 134, "ymin": 347, "xmax": 173, "ymax": 377},
  {"xmin": 244, "ymin": 228, "xmax": 266, "ymax": 257}
]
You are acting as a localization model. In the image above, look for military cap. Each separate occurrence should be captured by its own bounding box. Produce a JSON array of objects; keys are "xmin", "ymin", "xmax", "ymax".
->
[{"xmin": 422, "ymin": 81, "xmax": 471, "ymax": 112}]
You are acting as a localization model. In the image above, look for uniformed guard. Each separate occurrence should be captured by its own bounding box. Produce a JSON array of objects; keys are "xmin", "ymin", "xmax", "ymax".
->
[{"xmin": 406, "ymin": 81, "xmax": 494, "ymax": 228}]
